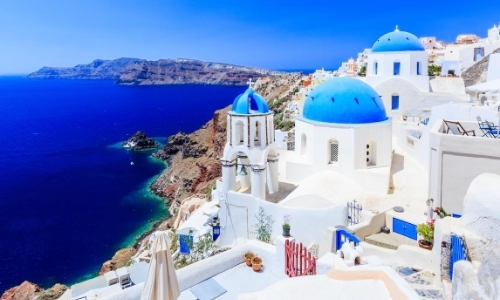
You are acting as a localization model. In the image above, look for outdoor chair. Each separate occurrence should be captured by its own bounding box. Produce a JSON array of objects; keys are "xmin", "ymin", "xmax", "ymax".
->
[
  {"xmin": 481, "ymin": 121, "xmax": 500, "ymax": 138},
  {"xmin": 443, "ymin": 120, "xmax": 476, "ymax": 136}
]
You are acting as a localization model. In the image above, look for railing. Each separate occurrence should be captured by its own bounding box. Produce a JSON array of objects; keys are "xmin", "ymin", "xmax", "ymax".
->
[
  {"xmin": 347, "ymin": 200, "xmax": 362, "ymax": 226},
  {"xmin": 285, "ymin": 239, "xmax": 316, "ymax": 277},
  {"xmin": 449, "ymin": 234, "xmax": 467, "ymax": 279},
  {"xmin": 336, "ymin": 228, "xmax": 361, "ymax": 251}
]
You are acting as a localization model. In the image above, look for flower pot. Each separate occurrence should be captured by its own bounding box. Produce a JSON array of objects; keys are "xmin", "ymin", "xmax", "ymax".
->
[
  {"xmin": 418, "ymin": 240, "xmax": 433, "ymax": 250},
  {"xmin": 252, "ymin": 263, "xmax": 262, "ymax": 272},
  {"xmin": 245, "ymin": 257, "xmax": 252, "ymax": 266},
  {"xmin": 282, "ymin": 228, "xmax": 290, "ymax": 237}
]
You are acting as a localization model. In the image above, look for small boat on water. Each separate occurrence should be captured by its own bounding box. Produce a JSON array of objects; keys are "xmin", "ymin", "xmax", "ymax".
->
[{"xmin": 130, "ymin": 162, "xmax": 134, "ymax": 166}]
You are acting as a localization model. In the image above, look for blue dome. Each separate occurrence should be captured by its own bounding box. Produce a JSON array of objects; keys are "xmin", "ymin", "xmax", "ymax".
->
[
  {"xmin": 372, "ymin": 29, "xmax": 425, "ymax": 53},
  {"xmin": 231, "ymin": 88, "xmax": 269, "ymax": 114},
  {"xmin": 303, "ymin": 78, "xmax": 387, "ymax": 124}
]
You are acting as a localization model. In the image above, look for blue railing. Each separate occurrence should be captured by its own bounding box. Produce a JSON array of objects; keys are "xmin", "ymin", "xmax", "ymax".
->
[
  {"xmin": 336, "ymin": 228, "xmax": 361, "ymax": 251},
  {"xmin": 449, "ymin": 234, "xmax": 467, "ymax": 279}
]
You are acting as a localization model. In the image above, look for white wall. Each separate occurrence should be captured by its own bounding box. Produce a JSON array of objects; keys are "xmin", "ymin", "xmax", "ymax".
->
[
  {"xmin": 487, "ymin": 53, "xmax": 500, "ymax": 82},
  {"xmin": 217, "ymin": 190, "xmax": 346, "ymax": 248},
  {"xmin": 366, "ymin": 51, "xmax": 429, "ymax": 92},
  {"xmin": 429, "ymin": 120, "xmax": 500, "ymax": 214}
]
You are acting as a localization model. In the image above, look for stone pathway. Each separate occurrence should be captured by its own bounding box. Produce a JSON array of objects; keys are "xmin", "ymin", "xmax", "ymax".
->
[
  {"xmin": 393, "ymin": 266, "xmax": 448, "ymax": 300},
  {"xmin": 365, "ymin": 232, "xmax": 418, "ymax": 250}
]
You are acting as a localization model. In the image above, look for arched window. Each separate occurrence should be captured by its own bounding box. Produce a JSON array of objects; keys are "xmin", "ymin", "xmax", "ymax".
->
[
  {"xmin": 329, "ymin": 140, "xmax": 339, "ymax": 164},
  {"xmin": 301, "ymin": 133, "xmax": 307, "ymax": 155},
  {"xmin": 374, "ymin": 61, "xmax": 378, "ymax": 75},
  {"xmin": 391, "ymin": 93, "xmax": 400, "ymax": 110},
  {"xmin": 235, "ymin": 120, "xmax": 245, "ymax": 146},
  {"xmin": 393, "ymin": 61, "xmax": 401, "ymax": 76},
  {"xmin": 416, "ymin": 62, "xmax": 421, "ymax": 75}
]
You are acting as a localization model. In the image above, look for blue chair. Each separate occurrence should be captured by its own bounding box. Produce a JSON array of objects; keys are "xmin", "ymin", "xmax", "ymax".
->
[{"xmin": 481, "ymin": 121, "xmax": 500, "ymax": 138}]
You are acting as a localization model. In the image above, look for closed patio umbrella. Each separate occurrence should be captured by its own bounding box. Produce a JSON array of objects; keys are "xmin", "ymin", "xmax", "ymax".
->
[{"xmin": 141, "ymin": 231, "xmax": 180, "ymax": 300}]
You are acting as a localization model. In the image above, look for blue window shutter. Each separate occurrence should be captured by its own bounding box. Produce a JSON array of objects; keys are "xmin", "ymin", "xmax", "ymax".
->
[
  {"xmin": 392, "ymin": 95, "xmax": 399, "ymax": 110},
  {"xmin": 375, "ymin": 62, "xmax": 378, "ymax": 75},
  {"xmin": 393, "ymin": 62, "xmax": 400, "ymax": 75}
]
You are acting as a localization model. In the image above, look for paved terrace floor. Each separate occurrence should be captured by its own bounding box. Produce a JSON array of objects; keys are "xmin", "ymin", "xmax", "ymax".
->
[
  {"xmin": 238, "ymin": 182, "xmax": 297, "ymax": 204},
  {"xmin": 178, "ymin": 262, "xmax": 285, "ymax": 300}
]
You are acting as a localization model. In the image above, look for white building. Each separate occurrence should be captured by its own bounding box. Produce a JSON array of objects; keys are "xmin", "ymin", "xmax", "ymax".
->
[
  {"xmin": 365, "ymin": 27, "xmax": 430, "ymax": 93},
  {"xmin": 286, "ymin": 78, "xmax": 392, "ymax": 194}
]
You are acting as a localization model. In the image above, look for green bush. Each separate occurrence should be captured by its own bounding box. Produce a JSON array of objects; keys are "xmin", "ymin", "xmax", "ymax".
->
[
  {"xmin": 417, "ymin": 221, "xmax": 434, "ymax": 242},
  {"xmin": 253, "ymin": 207, "xmax": 274, "ymax": 244}
]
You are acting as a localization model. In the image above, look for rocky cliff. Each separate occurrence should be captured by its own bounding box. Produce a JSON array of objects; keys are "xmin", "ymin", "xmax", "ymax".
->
[
  {"xmin": 462, "ymin": 47, "xmax": 500, "ymax": 87},
  {"xmin": 28, "ymin": 58, "xmax": 286, "ymax": 86},
  {"xmin": 122, "ymin": 131, "xmax": 158, "ymax": 150},
  {"xmin": 0, "ymin": 282, "xmax": 67, "ymax": 300},
  {"xmin": 116, "ymin": 59, "xmax": 285, "ymax": 85},
  {"xmin": 27, "ymin": 58, "xmax": 144, "ymax": 80}
]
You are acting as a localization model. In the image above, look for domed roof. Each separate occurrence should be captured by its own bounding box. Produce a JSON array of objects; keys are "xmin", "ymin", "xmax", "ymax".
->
[
  {"xmin": 303, "ymin": 77, "xmax": 387, "ymax": 124},
  {"xmin": 372, "ymin": 28, "xmax": 425, "ymax": 53},
  {"xmin": 231, "ymin": 87, "xmax": 269, "ymax": 115}
]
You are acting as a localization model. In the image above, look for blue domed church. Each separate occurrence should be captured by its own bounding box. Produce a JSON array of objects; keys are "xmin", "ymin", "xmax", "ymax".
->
[
  {"xmin": 364, "ymin": 27, "xmax": 430, "ymax": 120},
  {"xmin": 287, "ymin": 77, "xmax": 393, "ymax": 193}
]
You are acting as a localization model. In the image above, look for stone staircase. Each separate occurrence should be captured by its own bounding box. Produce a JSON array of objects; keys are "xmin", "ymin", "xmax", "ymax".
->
[{"xmin": 393, "ymin": 266, "xmax": 448, "ymax": 300}]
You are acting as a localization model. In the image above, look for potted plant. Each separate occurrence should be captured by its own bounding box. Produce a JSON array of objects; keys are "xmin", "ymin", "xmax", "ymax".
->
[
  {"xmin": 244, "ymin": 251, "xmax": 255, "ymax": 266},
  {"xmin": 252, "ymin": 256, "xmax": 262, "ymax": 272},
  {"xmin": 434, "ymin": 206, "xmax": 450, "ymax": 219},
  {"xmin": 416, "ymin": 219, "xmax": 435, "ymax": 250},
  {"xmin": 282, "ymin": 214, "xmax": 291, "ymax": 237}
]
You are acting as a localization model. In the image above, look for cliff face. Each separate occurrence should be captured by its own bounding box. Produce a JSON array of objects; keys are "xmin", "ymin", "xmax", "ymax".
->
[
  {"xmin": 27, "ymin": 58, "xmax": 144, "ymax": 80},
  {"xmin": 116, "ymin": 59, "xmax": 285, "ymax": 85},
  {"xmin": 462, "ymin": 47, "xmax": 500, "ymax": 86},
  {"xmin": 0, "ymin": 282, "xmax": 67, "ymax": 300},
  {"xmin": 28, "ymin": 58, "xmax": 286, "ymax": 86}
]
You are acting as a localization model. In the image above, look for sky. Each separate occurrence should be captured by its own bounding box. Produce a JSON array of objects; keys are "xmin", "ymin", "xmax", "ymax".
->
[{"xmin": 1, "ymin": 0, "xmax": 500, "ymax": 74}]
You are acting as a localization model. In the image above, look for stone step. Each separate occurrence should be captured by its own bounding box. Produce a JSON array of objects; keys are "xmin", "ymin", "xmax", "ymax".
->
[{"xmin": 364, "ymin": 232, "xmax": 418, "ymax": 250}]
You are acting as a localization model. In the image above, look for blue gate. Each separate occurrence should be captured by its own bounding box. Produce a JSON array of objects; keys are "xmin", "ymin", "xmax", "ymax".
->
[
  {"xmin": 347, "ymin": 200, "xmax": 362, "ymax": 226},
  {"xmin": 449, "ymin": 234, "xmax": 467, "ymax": 279},
  {"xmin": 179, "ymin": 234, "xmax": 193, "ymax": 255},
  {"xmin": 336, "ymin": 229, "xmax": 361, "ymax": 251}
]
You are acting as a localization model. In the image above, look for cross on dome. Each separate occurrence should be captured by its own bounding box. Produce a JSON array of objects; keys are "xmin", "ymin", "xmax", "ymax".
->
[
  {"xmin": 395, "ymin": 25, "xmax": 399, "ymax": 32},
  {"xmin": 246, "ymin": 78, "xmax": 254, "ymax": 88}
]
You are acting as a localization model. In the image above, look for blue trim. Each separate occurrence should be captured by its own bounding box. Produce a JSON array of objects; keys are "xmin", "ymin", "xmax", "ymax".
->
[
  {"xmin": 179, "ymin": 234, "xmax": 193, "ymax": 254},
  {"xmin": 450, "ymin": 234, "xmax": 466, "ymax": 279},
  {"xmin": 393, "ymin": 62, "xmax": 401, "ymax": 75},
  {"xmin": 392, "ymin": 95, "xmax": 399, "ymax": 110},
  {"xmin": 452, "ymin": 213, "xmax": 462, "ymax": 218},
  {"xmin": 336, "ymin": 229, "xmax": 361, "ymax": 250},
  {"xmin": 212, "ymin": 225, "xmax": 221, "ymax": 241},
  {"xmin": 392, "ymin": 218, "xmax": 417, "ymax": 240}
]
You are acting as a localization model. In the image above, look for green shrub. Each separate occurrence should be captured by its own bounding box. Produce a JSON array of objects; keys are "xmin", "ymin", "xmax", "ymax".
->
[{"xmin": 417, "ymin": 220, "xmax": 434, "ymax": 242}]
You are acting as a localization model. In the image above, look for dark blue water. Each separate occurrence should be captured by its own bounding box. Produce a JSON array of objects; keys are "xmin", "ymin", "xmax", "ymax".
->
[{"xmin": 0, "ymin": 77, "xmax": 245, "ymax": 292}]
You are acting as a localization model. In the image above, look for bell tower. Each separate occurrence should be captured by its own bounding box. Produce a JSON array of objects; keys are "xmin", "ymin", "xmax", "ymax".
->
[{"xmin": 220, "ymin": 79, "xmax": 279, "ymax": 200}]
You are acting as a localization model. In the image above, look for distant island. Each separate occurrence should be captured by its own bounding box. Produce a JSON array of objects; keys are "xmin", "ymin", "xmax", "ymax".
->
[{"xmin": 28, "ymin": 58, "xmax": 287, "ymax": 85}]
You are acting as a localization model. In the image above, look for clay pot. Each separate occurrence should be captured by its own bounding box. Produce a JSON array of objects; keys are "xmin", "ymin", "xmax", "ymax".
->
[
  {"xmin": 245, "ymin": 257, "xmax": 252, "ymax": 266},
  {"xmin": 252, "ymin": 263, "xmax": 262, "ymax": 272},
  {"xmin": 418, "ymin": 240, "xmax": 433, "ymax": 250}
]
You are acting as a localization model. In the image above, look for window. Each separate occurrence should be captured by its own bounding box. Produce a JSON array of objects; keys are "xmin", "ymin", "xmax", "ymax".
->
[
  {"xmin": 301, "ymin": 133, "xmax": 307, "ymax": 155},
  {"xmin": 417, "ymin": 62, "xmax": 421, "ymax": 75},
  {"xmin": 392, "ymin": 95, "xmax": 400, "ymax": 110},
  {"xmin": 329, "ymin": 141, "xmax": 339, "ymax": 164},
  {"xmin": 235, "ymin": 121, "xmax": 245, "ymax": 145},
  {"xmin": 374, "ymin": 61, "xmax": 378, "ymax": 75},
  {"xmin": 393, "ymin": 62, "xmax": 400, "ymax": 75}
]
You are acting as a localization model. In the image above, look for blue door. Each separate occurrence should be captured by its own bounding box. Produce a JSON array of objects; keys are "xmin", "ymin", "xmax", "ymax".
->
[
  {"xmin": 393, "ymin": 218, "xmax": 405, "ymax": 235},
  {"xmin": 392, "ymin": 218, "xmax": 417, "ymax": 240},
  {"xmin": 179, "ymin": 234, "xmax": 193, "ymax": 254}
]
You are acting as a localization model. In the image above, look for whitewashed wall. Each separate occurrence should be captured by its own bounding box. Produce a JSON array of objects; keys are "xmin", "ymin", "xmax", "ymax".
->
[{"xmin": 217, "ymin": 190, "xmax": 346, "ymax": 247}]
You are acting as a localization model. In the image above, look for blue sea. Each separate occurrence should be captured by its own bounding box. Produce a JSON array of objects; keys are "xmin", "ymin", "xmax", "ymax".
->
[{"xmin": 0, "ymin": 77, "xmax": 245, "ymax": 293}]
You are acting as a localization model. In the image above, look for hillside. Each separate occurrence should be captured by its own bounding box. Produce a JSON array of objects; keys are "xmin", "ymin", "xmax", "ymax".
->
[
  {"xmin": 28, "ymin": 58, "xmax": 286, "ymax": 86},
  {"xmin": 115, "ymin": 59, "xmax": 285, "ymax": 85},
  {"xmin": 27, "ymin": 58, "xmax": 144, "ymax": 80}
]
